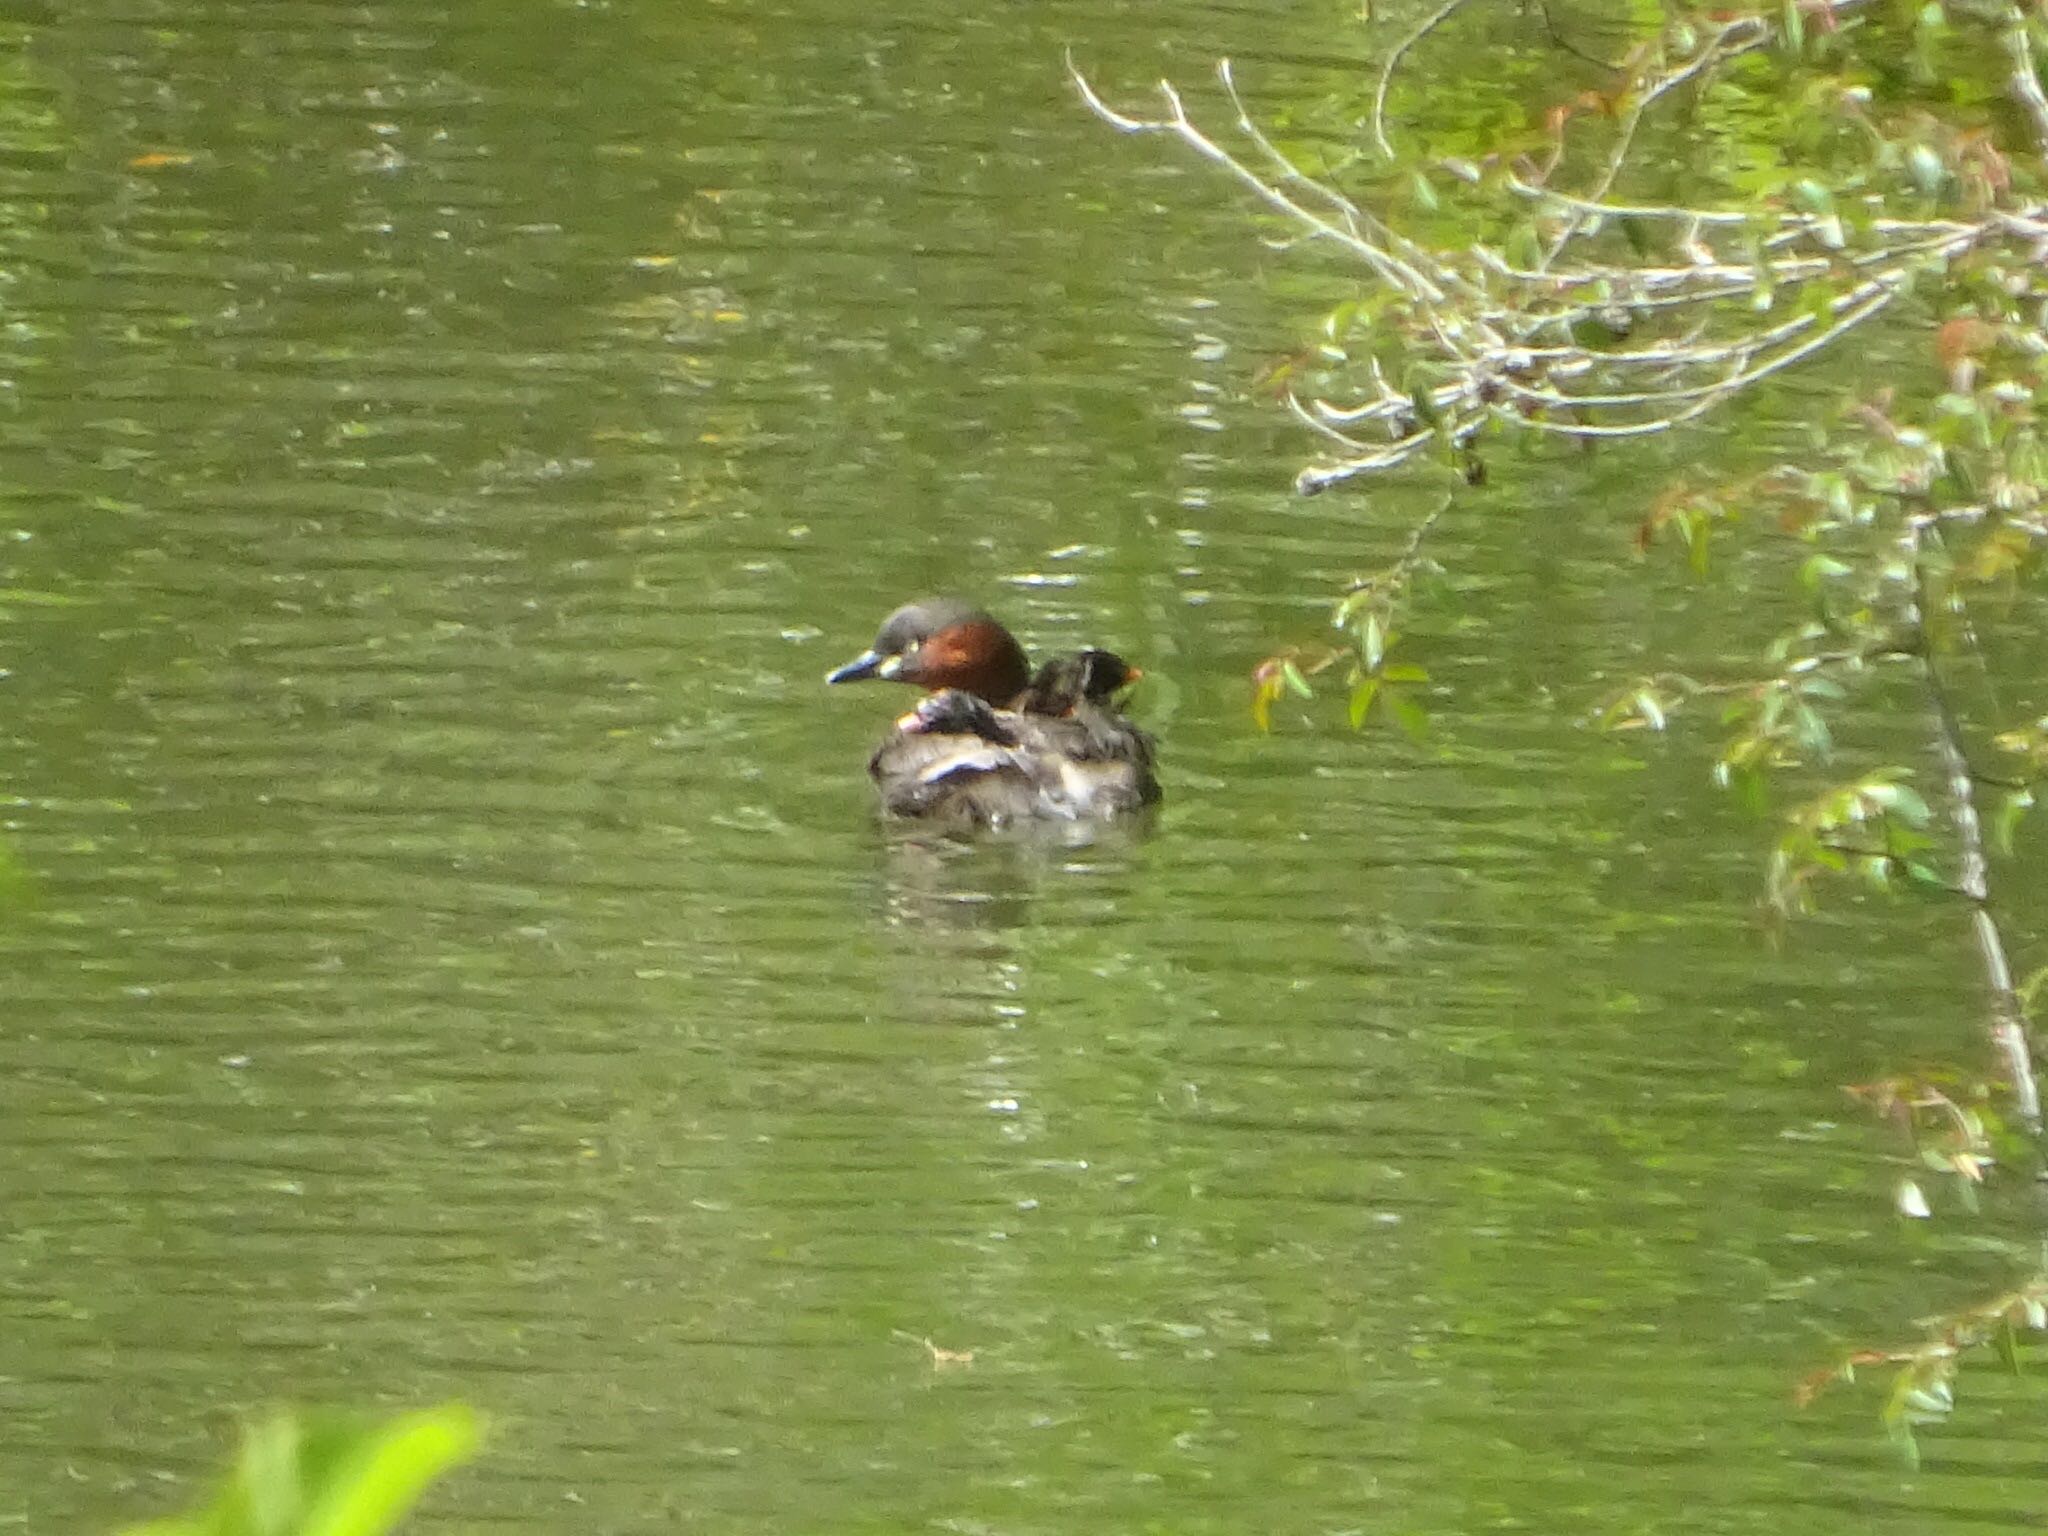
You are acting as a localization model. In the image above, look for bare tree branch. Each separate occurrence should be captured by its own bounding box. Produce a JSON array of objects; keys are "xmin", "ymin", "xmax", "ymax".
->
[
  {"xmin": 1069, "ymin": 26, "xmax": 2041, "ymax": 496},
  {"xmin": 1071, "ymin": 59, "xmax": 1454, "ymax": 303},
  {"xmin": 2004, "ymin": 8, "xmax": 2048, "ymax": 155},
  {"xmin": 1903, "ymin": 517, "xmax": 2042, "ymax": 1128}
]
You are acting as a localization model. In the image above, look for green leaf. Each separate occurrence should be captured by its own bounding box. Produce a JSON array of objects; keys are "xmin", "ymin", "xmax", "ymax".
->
[
  {"xmin": 1995, "ymin": 1318, "xmax": 2023, "ymax": 1376},
  {"xmin": 1683, "ymin": 523, "xmax": 1711, "ymax": 579},
  {"xmin": 1798, "ymin": 284, "xmax": 1838, "ymax": 334},
  {"xmin": 1780, "ymin": 0, "xmax": 1805, "ymax": 56},
  {"xmin": 121, "ymin": 1406, "xmax": 481, "ymax": 1536},
  {"xmin": 244, "ymin": 1416, "xmax": 307, "ymax": 1534},
  {"xmin": 1799, "ymin": 554, "xmax": 1853, "ymax": 588},
  {"xmin": 1993, "ymin": 789, "xmax": 2033, "ymax": 854},
  {"xmin": 1409, "ymin": 383, "xmax": 1444, "ymax": 430},
  {"xmin": 1361, "ymin": 613, "xmax": 1384, "ymax": 672},
  {"xmin": 1866, "ymin": 777, "xmax": 1931, "ymax": 826},
  {"xmin": 1506, "ymin": 222, "xmax": 1544, "ymax": 271},
  {"xmin": 1906, "ymin": 143, "xmax": 1946, "ymax": 195},
  {"xmin": 1279, "ymin": 660, "xmax": 1315, "ymax": 699},
  {"xmin": 1889, "ymin": 1417, "xmax": 1922, "ymax": 1472},
  {"xmin": 300, "ymin": 1408, "xmax": 480, "ymax": 1536},
  {"xmin": 1383, "ymin": 689, "xmax": 1429, "ymax": 742},
  {"xmin": 1792, "ymin": 703, "xmax": 1833, "ymax": 759},
  {"xmin": 1881, "ymin": 1366, "xmax": 1916, "ymax": 1432},
  {"xmin": 1348, "ymin": 678, "xmax": 1379, "ymax": 730},
  {"xmin": 1791, "ymin": 178, "xmax": 1835, "ymax": 217},
  {"xmin": 1723, "ymin": 762, "xmax": 1770, "ymax": 816},
  {"xmin": 1758, "ymin": 688, "xmax": 1787, "ymax": 736}
]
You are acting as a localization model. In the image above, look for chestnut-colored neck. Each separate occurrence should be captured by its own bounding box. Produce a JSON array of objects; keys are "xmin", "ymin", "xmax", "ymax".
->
[{"xmin": 913, "ymin": 619, "xmax": 1032, "ymax": 706}]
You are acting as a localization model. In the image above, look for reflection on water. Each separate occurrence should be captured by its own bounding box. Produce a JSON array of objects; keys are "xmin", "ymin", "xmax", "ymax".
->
[
  {"xmin": 873, "ymin": 822, "xmax": 1155, "ymax": 943},
  {"xmin": 2, "ymin": 2, "xmax": 2044, "ymax": 1535}
]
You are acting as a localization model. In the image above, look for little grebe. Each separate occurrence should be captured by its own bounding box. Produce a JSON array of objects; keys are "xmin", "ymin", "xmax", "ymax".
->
[
  {"xmin": 828, "ymin": 599, "xmax": 1161, "ymax": 825},
  {"xmin": 824, "ymin": 598, "xmax": 1031, "ymax": 707}
]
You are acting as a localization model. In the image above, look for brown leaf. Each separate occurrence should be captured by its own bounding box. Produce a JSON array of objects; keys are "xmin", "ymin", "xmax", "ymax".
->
[
  {"xmin": 1935, "ymin": 317, "xmax": 1994, "ymax": 371},
  {"xmin": 920, "ymin": 1337, "xmax": 974, "ymax": 1369}
]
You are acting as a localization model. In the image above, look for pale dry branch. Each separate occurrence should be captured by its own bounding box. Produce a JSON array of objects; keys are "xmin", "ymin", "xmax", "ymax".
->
[
  {"xmin": 1214, "ymin": 61, "xmax": 1467, "ymax": 303},
  {"xmin": 1073, "ymin": 0, "xmax": 2044, "ymax": 501},
  {"xmin": 1494, "ymin": 276, "xmax": 1909, "ymax": 411},
  {"xmin": 1290, "ymin": 239, "xmax": 1966, "ymax": 484},
  {"xmin": 1286, "ymin": 390, "xmax": 1387, "ymax": 451},
  {"xmin": 1296, "ymin": 431, "xmax": 1440, "ymax": 494},
  {"xmin": 1071, "ymin": 60, "xmax": 1450, "ymax": 303},
  {"xmin": 1902, "ymin": 519, "xmax": 2043, "ymax": 1128},
  {"xmin": 1503, "ymin": 172, "xmax": 1761, "ymax": 227}
]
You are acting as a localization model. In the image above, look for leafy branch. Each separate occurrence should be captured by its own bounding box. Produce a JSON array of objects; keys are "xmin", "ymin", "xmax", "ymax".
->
[
  {"xmin": 1844, "ymin": 1071, "xmax": 2005, "ymax": 1215},
  {"xmin": 1080, "ymin": 0, "xmax": 2048, "ymax": 1453},
  {"xmin": 1252, "ymin": 498, "xmax": 1443, "ymax": 734},
  {"xmin": 1609, "ymin": 379, "xmax": 2047, "ymax": 1122},
  {"xmin": 1795, "ymin": 1274, "xmax": 2048, "ymax": 1468}
]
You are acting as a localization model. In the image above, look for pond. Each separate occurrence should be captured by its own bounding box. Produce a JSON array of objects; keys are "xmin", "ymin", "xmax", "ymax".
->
[{"xmin": 3, "ymin": 2, "xmax": 2043, "ymax": 1533}]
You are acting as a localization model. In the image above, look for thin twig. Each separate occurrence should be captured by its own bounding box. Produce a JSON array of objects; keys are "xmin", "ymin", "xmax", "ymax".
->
[
  {"xmin": 1295, "ymin": 431, "xmax": 1438, "ymax": 493},
  {"xmin": 1300, "ymin": 272, "xmax": 1907, "ymax": 477},
  {"xmin": 1346, "ymin": 496, "xmax": 1449, "ymax": 592},
  {"xmin": 1370, "ymin": 0, "xmax": 1474, "ymax": 160},
  {"xmin": 1540, "ymin": 0, "xmax": 1877, "ymax": 265},
  {"xmin": 1542, "ymin": 18, "xmax": 1750, "ymax": 265},
  {"xmin": 1530, "ymin": 0, "xmax": 1626, "ymax": 70},
  {"xmin": 1215, "ymin": 61, "xmax": 1468, "ymax": 301},
  {"xmin": 1071, "ymin": 66, "xmax": 1451, "ymax": 302},
  {"xmin": 1217, "ymin": 60, "xmax": 1364, "ymax": 240},
  {"xmin": 1496, "ymin": 276, "xmax": 1911, "ymax": 414},
  {"xmin": 1064, "ymin": 53, "xmax": 1152, "ymax": 133}
]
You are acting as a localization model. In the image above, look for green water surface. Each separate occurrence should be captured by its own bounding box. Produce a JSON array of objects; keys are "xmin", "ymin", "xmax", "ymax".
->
[{"xmin": 2, "ymin": 3, "xmax": 2044, "ymax": 1533}]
